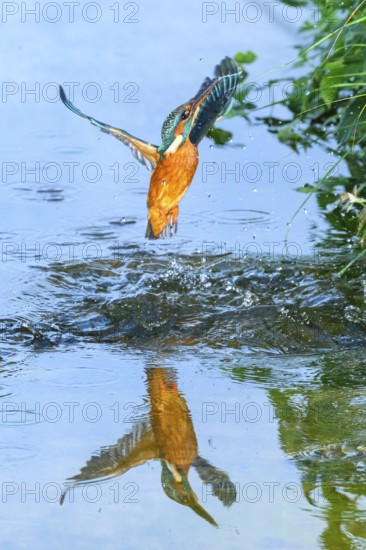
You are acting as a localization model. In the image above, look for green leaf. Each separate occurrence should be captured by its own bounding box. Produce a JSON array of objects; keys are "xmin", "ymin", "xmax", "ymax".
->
[
  {"xmin": 296, "ymin": 184, "xmax": 315, "ymax": 193},
  {"xmin": 234, "ymin": 51, "xmax": 257, "ymax": 64},
  {"xmin": 206, "ymin": 127, "xmax": 233, "ymax": 145},
  {"xmin": 337, "ymin": 94, "xmax": 366, "ymax": 145},
  {"xmin": 319, "ymin": 60, "xmax": 345, "ymax": 107}
]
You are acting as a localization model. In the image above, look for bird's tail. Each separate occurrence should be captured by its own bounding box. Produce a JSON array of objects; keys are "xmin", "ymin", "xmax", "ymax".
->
[
  {"xmin": 145, "ymin": 216, "xmax": 178, "ymax": 240},
  {"xmin": 145, "ymin": 218, "xmax": 158, "ymax": 240}
]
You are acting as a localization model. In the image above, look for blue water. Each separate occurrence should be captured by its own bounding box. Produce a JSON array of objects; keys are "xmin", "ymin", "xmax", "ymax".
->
[{"xmin": 1, "ymin": 2, "xmax": 365, "ymax": 549}]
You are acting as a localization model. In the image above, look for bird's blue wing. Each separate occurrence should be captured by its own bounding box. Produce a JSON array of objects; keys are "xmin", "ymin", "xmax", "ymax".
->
[
  {"xmin": 189, "ymin": 57, "xmax": 241, "ymax": 146},
  {"xmin": 59, "ymin": 86, "xmax": 159, "ymax": 171}
]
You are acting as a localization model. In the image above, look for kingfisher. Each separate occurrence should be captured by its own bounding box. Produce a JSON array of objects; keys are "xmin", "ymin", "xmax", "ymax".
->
[
  {"xmin": 60, "ymin": 367, "xmax": 237, "ymax": 525},
  {"xmin": 59, "ymin": 57, "xmax": 241, "ymax": 239}
]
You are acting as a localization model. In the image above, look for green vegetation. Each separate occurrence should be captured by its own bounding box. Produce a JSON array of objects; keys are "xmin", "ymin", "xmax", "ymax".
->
[{"xmin": 232, "ymin": 1, "xmax": 366, "ymax": 273}]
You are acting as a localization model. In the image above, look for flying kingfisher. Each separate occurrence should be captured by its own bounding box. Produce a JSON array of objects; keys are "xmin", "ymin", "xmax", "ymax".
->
[{"xmin": 59, "ymin": 57, "xmax": 241, "ymax": 239}]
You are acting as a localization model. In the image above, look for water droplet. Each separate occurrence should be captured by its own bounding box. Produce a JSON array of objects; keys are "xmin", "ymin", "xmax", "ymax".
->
[
  {"xmin": 252, "ymin": 187, "xmax": 257, "ymax": 193},
  {"xmin": 209, "ymin": 144, "xmax": 214, "ymax": 150},
  {"xmin": 303, "ymin": 208, "xmax": 308, "ymax": 215},
  {"xmin": 162, "ymin": 180, "xmax": 167, "ymax": 186},
  {"xmin": 242, "ymin": 145, "xmax": 246, "ymax": 150},
  {"xmin": 287, "ymin": 222, "xmax": 291, "ymax": 227},
  {"xmin": 120, "ymin": 217, "xmax": 126, "ymax": 224}
]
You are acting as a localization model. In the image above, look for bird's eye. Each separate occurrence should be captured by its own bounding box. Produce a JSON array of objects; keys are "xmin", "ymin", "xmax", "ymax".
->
[{"xmin": 181, "ymin": 109, "xmax": 190, "ymax": 120}]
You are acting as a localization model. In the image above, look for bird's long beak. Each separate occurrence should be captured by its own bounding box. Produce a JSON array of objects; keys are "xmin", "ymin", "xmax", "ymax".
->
[
  {"xmin": 184, "ymin": 486, "xmax": 218, "ymax": 527},
  {"xmin": 162, "ymin": 463, "xmax": 218, "ymax": 527}
]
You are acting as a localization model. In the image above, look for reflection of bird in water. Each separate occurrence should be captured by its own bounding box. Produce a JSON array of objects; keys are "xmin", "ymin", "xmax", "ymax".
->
[
  {"xmin": 59, "ymin": 57, "xmax": 241, "ymax": 239},
  {"xmin": 60, "ymin": 368, "xmax": 236, "ymax": 525}
]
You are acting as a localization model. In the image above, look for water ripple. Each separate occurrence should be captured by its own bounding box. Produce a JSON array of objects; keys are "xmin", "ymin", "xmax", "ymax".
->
[{"xmin": 2, "ymin": 252, "xmax": 366, "ymax": 356}]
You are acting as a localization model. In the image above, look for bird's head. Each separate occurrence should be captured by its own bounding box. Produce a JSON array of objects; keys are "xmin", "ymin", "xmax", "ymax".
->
[
  {"xmin": 157, "ymin": 56, "xmax": 241, "ymax": 156},
  {"xmin": 157, "ymin": 102, "xmax": 196, "ymax": 155},
  {"xmin": 161, "ymin": 461, "xmax": 217, "ymax": 526}
]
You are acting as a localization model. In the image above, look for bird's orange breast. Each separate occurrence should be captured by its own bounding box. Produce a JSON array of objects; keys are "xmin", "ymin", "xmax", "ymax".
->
[
  {"xmin": 147, "ymin": 138, "xmax": 199, "ymax": 213},
  {"xmin": 148, "ymin": 369, "xmax": 198, "ymax": 475}
]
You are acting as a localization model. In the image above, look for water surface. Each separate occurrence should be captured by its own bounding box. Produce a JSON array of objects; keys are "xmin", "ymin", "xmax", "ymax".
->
[{"xmin": 1, "ymin": 2, "xmax": 366, "ymax": 549}]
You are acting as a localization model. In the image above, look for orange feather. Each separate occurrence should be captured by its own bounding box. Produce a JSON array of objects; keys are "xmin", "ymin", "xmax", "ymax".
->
[{"xmin": 147, "ymin": 139, "xmax": 199, "ymax": 237}]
